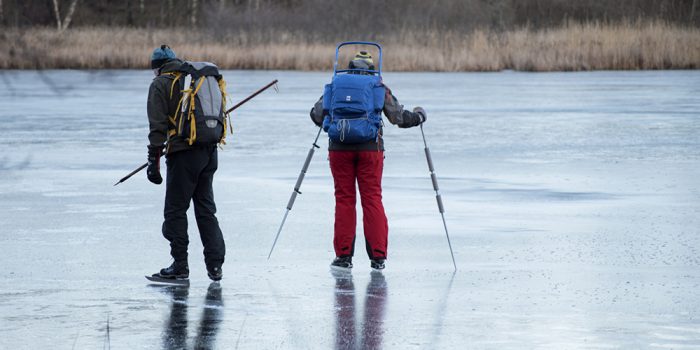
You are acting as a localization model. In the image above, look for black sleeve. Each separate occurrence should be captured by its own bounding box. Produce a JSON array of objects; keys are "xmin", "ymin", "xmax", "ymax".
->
[
  {"xmin": 382, "ymin": 85, "xmax": 422, "ymax": 128},
  {"xmin": 147, "ymin": 79, "xmax": 170, "ymax": 146}
]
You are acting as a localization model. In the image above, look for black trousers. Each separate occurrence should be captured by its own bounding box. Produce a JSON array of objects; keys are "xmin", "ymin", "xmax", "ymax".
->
[{"xmin": 162, "ymin": 146, "xmax": 225, "ymax": 268}]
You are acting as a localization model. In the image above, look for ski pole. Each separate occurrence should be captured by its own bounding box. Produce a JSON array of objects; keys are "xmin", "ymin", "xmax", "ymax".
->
[
  {"xmin": 268, "ymin": 127, "xmax": 323, "ymax": 259},
  {"xmin": 420, "ymin": 124, "xmax": 457, "ymax": 271},
  {"xmin": 224, "ymin": 79, "xmax": 278, "ymax": 115},
  {"xmin": 114, "ymin": 80, "xmax": 279, "ymax": 186},
  {"xmin": 113, "ymin": 163, "xmax": 148, "ymax": 186}
]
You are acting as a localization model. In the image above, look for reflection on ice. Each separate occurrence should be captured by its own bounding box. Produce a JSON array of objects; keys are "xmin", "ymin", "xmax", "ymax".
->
[
  {"xmin": 333, "ymin": 271, "xmax": 355, "ymax": 350},
  {"xmin": 153, "ymin": 283, "xmax": 223, "ymax": 350},
  {"xmin": 426, "ymin": 272, "xmax": 456, "ymax": 349},
  {"xmin": 0, "ymin": 70, "xmax": 699, "ymax": 348},
  {"xmin": 333, "ymin": 271, "xmax": 387, "ymax": 350},
  {"xmin": 159, "ymin": 285, "xmax": 188, "ymax": 349},
  {"xmin": 194, "ymin": 283, "xmax": 223, "ymax": 349}
]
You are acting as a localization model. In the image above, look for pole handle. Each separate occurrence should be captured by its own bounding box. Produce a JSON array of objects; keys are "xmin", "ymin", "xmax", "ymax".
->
[
  {"xmin": 431, "ymin": 173, "xmax": 440, "ymax": 192},
  {"xmin": 424, "ymin": 147, "xmax": 435, "ymax": 172},
  {"xmin": 436, "ymin": 194, "xmax": 445, "ymax": 214}
]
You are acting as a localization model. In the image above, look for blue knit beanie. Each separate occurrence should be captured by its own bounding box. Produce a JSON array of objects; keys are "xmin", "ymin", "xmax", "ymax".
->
[{"xmin": 151, "ymin": 45, "xmax": 177, "ymax": 69}]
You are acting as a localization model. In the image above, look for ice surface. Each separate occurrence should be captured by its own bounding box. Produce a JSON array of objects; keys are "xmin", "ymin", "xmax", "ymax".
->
[{"xmin": 0, "ymin": 69, "xmax": 699, "ymax": 349}]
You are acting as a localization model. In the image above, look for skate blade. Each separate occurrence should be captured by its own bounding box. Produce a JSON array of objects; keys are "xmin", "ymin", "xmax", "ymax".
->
[{"xmin": 145, "ymin": 275, "xmax": 190, "ymax": 286}]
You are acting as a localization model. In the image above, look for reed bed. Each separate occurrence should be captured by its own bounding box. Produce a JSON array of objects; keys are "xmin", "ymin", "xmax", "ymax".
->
[{"xmin": 2, "ymin": 21, "xmax": 698, "ymax": 71}]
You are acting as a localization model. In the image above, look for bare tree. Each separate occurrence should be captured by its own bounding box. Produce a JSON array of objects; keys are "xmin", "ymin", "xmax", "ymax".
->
[
  {"xmin": 51, "ymin": 0, "xmax": 80, "ymax": 32},
  {"xmin": 62, "ymin": 0, "xmax": 79, "ymax": 31},
  {"xmin": 0, "ymin": 0, "xmax": 4, "ymax": 25},
  {"xmin": 692, "ymin": 0, "xmax": 698, "ymax": 22},
  {"xmin": 191, "ymin": 0, "xmax": 198, "ymax": 26},
  {"xmin": 51, "ymin": 0, "xmax": 62, "ymax": 30}
]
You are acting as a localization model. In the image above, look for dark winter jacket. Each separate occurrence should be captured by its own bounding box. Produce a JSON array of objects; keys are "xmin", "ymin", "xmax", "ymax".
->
[
  {"xmin": 310, "ymin": 84, "xmax": 423, "ymax": 151},
  {"xmin": 147, "ymin": 59, "xmax": 190, "ymax": 155}
]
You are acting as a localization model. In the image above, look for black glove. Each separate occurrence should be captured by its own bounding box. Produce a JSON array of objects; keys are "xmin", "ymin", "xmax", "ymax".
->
[
  {"xmin": 413, "ymin": 107, "xmax": 427, "ymax": 124},
  {"xmin": 310, "ymin": 107, "xmax": 322, "ymax": 127},
  {"xmin": 147, "ymin": 145, "xmax": 163, "ymax": 185}
]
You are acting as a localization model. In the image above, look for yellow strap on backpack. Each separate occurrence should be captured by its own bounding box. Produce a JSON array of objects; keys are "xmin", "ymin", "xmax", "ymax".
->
[
  {"xmin": 175, "ymin": 85, "xmax": 191, "ymax": 137},
  {"xmin": 218, "ymin": 78, "xmax": 229, "ymax": 144},
  {"xmin": 160, "ymin": 72, "xmax": 184, "ymax": 141},
  {"xmin": 185, "ymin": 77, "xmax": 207, "ymax": 145},
  {"xmin": 170, "ymin": 72, "xmax": 229, "ymax": 147},
  {"xmin": 168, "ymin": 72, "xmax": 182, "ymax": 99}
]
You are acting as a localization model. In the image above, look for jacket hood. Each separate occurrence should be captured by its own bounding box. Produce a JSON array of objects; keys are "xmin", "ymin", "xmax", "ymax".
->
[{"xmin": 160, "ymin": 59, "xmax": 184, "ymax": 74}]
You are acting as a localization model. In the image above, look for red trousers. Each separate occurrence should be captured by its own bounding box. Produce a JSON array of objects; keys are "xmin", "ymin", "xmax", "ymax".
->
[{"xmin": 329, "ymin": 151, "xmax": 388, "ymax": 260}]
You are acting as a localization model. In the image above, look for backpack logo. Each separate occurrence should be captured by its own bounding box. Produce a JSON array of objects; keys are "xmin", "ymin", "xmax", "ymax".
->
[{"xmin": 345, "ymin": 95, "xmax": 351, "ymax": 101}]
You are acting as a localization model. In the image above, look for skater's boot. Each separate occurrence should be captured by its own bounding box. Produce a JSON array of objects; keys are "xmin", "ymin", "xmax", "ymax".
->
[
  {"xmin": 330, "ymin": 256, "xmax": 353, "ymax": 271},
  {"xmin": 370, "ymin": 259, "xmax": 385, "ymax": 271},
  {"xmin": 207, "ymin": 265, "xmax": 223, "ymax": 281},
  {"xmin": 155, "ymin": 261, "xmax": 189, "ymax": 280}
]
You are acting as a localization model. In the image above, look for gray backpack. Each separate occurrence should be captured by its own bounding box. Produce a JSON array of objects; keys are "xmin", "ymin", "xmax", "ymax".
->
[{"xmin": 174, "ymin": 61, "xmax": 229, "ymax": 145}]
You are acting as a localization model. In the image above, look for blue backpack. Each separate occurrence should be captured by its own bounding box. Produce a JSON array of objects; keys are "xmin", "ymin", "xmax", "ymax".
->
[
  {"xmin": 322, "ymin": 41, "xmax": 386, "ymax": 144},
  {"xmin": 322, "ymin": 74, "xmax": 385, "ymax": 144}
]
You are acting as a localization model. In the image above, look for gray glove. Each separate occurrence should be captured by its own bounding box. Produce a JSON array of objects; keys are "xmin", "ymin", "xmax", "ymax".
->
[{"xmin": 413, "ymin": 107, "xmax": 427, "ymax": 124}]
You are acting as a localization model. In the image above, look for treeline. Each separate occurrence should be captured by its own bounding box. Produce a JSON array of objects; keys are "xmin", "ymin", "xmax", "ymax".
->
[
  {"xmin": 2, "ymin": 0, "xmax": 699, "ymax": 35},
  {"xmin": 4, "ymin": 22, "xmax": 699, "ymax": 71},
  {"xmin": 2, "ymin": 1, "xmax": 699, "ymax": 71}
]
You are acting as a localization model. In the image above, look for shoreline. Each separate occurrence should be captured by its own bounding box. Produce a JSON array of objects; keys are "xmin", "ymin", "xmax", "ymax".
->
[{"xmin": 2, "ymin": 22, "xmax": 699, "ymax": 71}]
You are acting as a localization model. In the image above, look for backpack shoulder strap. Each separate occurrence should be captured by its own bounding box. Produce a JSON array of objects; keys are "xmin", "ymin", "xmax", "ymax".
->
[{"xmin": 166, "ymin": 72, "xmax": 183, "ymax": 99}]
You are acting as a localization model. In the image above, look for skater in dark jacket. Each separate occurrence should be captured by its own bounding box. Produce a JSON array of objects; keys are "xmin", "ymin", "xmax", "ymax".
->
[
  {"xmin": 146, "ymin": 45, "xmax": 225, "ymax": 282},
  {"xmin": 310, "ymin": 51, "xmax": 426, "ymax": 271}
]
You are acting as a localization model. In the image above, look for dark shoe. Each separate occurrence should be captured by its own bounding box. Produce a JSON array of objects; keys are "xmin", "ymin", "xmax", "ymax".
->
[
  {"xmin": 330, "ymin": 256, "xmax": 353, "ymax": 270},
  {"xmin": 155, "ymin": 261, "xmax": 189, "ymax": 279},
  {"xmin": 370, "ymin": 259, "xmax": 385, "ymax": 271},
  {"xmin": 207, "ymin": 265, "xmax": 223, "ymax": 281}
]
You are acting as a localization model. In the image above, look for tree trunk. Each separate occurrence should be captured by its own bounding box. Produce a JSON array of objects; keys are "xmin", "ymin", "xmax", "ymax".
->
[
  {"xmin": 692, "ymin": 0, "xmax": 698, "ymax": 22},
  {"xmin": 51, "ymin": 0, "xmax": 62, "ymax": 31},
  {"xmin": 191, "ymin": 0, "xmax": 198, "ymax": 26},
  {"xmin": 60, "ymin": 0, "xmax": 78, "ymax": 31},
  {"xmin": 0, "ymin": 0, "xmax": 4, "ymax": 25}
]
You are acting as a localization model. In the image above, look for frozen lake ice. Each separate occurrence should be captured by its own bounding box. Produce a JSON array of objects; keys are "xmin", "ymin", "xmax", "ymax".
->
[{"xmin": 0, "ymin": 69, "xmax": 699, "ymax": 349}]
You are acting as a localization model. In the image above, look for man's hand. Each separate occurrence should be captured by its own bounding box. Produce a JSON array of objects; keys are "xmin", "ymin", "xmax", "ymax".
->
[
  {"xmin": 413, "ymin": 107, "xmax": 427, "ymax": 124},
  {"xmin": 147, "ymin": 145, "xmax": 163, "ymax": 185}
]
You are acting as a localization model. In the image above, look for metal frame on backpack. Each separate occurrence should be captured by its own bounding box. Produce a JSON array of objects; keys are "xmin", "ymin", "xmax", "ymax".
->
[{"xmin": 333, "ymin": 41, "xmax": 383, "ymax": 76}]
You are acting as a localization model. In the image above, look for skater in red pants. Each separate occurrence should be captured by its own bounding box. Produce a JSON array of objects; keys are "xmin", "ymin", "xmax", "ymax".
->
[{"xmin": 310, "ymin": 50, "xmax": 426, "ymax": 271}]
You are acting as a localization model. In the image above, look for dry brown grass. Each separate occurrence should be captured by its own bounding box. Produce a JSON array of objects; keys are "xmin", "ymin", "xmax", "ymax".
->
[{"xmin": 1, "ymin": 21, "xmax": 698, "ymax": 71}]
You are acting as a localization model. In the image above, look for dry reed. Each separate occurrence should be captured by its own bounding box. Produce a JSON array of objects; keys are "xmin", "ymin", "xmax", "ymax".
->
[{"xmin": 1, "ymin": 21, "xmax": 698, "ymax": 71}]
